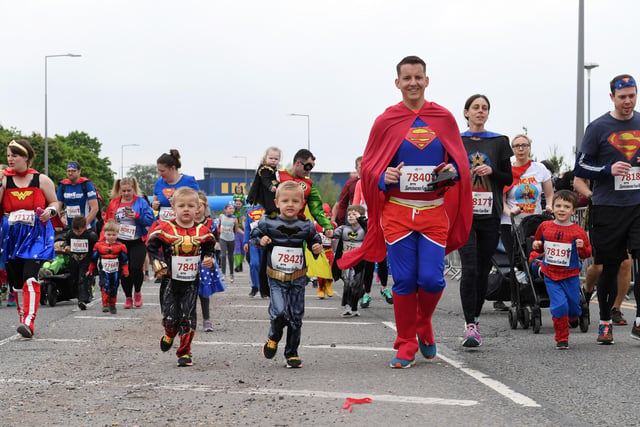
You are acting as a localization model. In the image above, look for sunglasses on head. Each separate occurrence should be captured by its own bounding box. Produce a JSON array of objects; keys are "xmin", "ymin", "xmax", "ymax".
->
[{"xmin": 300, "ymin": 161, "xmax": 314, "ymax": 171}]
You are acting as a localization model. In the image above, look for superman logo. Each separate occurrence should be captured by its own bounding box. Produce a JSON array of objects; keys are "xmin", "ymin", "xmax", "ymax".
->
[
  {"xmin": 248, "ymin": 208, "xmax": 265, "ymax": 222},
  {"xmin": 608, "ymin": 130, "xmax": 640, "ymax": 160},
  {"xmin": 162, "ymin": 188, "xmax": 176, "ymax": 200},
  {"xmin": 10, "ymin": 190, "xmax": 34, "ymax": 200},
  {"xmin": 405, "ymin": 126, "xmax": 437, "ymax": 150}
]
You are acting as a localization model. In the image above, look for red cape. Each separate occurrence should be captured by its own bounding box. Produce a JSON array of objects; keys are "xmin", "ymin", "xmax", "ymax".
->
[
  {"xmin": 4, "ymin": 168, "xmax": 39, "ymax": 176},
  {"xmin": 338, "ymin": 101, "xmax": 472, "ymax": 269},
  {"xmin": 60, "ymin": 177, "xmax": 90, "ymax": 185}
]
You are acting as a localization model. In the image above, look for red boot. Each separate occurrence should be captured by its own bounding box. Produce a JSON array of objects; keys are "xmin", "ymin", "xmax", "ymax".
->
[
  {"xmin": 123, "ymin": 297, "xmax": 133, "ymax": 309},
  {"xmin": 391, "ymin": 291, "xmax": 418, "ymax": 361},
  {"xmin": 102, "ymin": 289, "xmax": 109, "ymax": 312},
  {"xmin": 553, "ymin": 316, "xmax": 570, "ymax": 349},
  {"xmin": 17, "ymin": 278, "xmax": 40, "ymax": 338},
  {"xmin": 416, "ymin": 289, "xmax": 443, "ymax": 346}
]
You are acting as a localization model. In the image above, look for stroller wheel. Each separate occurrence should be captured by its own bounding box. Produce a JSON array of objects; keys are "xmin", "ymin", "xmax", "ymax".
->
[
  {"xmin": 520, "ymin": 306, "xmax": 531, "ymax": 329},
  {"xmin": 508, "ymin": 307, "xmax": 518, "ymax": 329},
  {"xmin": 579, "ymin": 309, "xmax": 590, "ymax": 333},
  {"xmin": 532, "ymin": 312, "xmax": 541, "ymax": 334},
  {"xmin": 47, "ymin": 282, "xmax": 57, "ymax": 307}
]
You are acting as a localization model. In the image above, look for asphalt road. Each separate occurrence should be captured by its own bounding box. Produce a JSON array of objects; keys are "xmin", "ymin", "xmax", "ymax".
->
[{"xmin": 1, "ymin": 268, "xmax": 638, "ymax": 426}]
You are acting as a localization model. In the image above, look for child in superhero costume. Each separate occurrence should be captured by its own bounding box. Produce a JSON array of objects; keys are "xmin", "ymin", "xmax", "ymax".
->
[
  {"xmin": 530, "ymin": 190, "xmax": 591, "ymax": 349},
  {"xmin": 90, "ymin": 219, "xmax": 129, "ymax": 314},
  {"xmin": 332, "ymin": 204, "xmax": 367, "ymax": 317},
  {"xmin": 64, "ymin": 215, "xmax": 98, "ymax": 310},
  {"xmin": 251, "ymin": 181, "xmax": 323, "ymax": 368},
  {"xmin": 233, "ymin": 194, "xmax": 247, "ymax": 273},
  {"xmin": 147, "ymin": 187, "xmax": 215, "ymax": 367},
  {"xmin": 243, "ymin": 203, "xmax": 266, "ymax": 297},
  {"xmin": 195, "ymin": 190, "xmax": 224, "ymax": 332},
  {"xmin": 246, "ymin": 146, "xmax": 281, "ymax": 215},
  {"xmin": 316, "ymin": 203, "xmax": 337, "ymax": 299}
]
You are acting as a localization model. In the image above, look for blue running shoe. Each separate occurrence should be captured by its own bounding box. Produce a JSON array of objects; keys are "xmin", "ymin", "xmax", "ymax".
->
[
  {"xmin": 389, "ymin": 357, "xmax": 415, "ymax": 369},
  {"xmin": 418, "ymin": 340, "xmax": 437, "ymax": 359}
]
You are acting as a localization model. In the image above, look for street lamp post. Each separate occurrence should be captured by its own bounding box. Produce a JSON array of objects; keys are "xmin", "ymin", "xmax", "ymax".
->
[
  {"xmin": 288, "ymin": 113, "xmax": 310, "ymax": 150},
  {"xmin": 584, "ymin": 63, "xmax": 599, "ymax": 123},
  {"xmin": 575, "ymin": 0, "xmax": 585, "ymax": 155},
  {"xmin": 121, "ymin": 144, "xmax": 140, "ymax": 178},
  {"xmin": 45, "ymin": 53, "xmax": 82, "ymax": 175},
  {"xmin": 232, "ymin": 155, "xmax": 248, "ymax": 192}
]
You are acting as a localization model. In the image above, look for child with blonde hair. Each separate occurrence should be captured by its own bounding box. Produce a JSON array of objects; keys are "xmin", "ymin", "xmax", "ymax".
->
[{"xmin": 247, "ymin": 146, "xmax": 281, "ymax": 215}]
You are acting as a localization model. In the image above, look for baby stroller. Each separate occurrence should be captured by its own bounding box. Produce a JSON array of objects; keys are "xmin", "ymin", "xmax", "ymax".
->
[
  {"xmin": 507, "ymin": 213, "xmax": 590, "ymax": 334},
  {"xmin": 39, "ymin": 233, "xmax": 77, "ymax": 307},
  {"xmin": 486, "ymin": 239, "xmax": 512, "ymax": 304}
]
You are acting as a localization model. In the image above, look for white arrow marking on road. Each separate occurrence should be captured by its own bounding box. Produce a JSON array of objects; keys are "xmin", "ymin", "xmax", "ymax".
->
[{"xmin": 381, "ymin": 321, "xmax": 540, "ymax": 408}]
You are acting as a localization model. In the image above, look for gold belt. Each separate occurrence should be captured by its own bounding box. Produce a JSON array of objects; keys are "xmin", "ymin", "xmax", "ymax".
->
[
  {"xmin": 267, "ymin": 266, "xmax": 308, "ymax": 281},
  {"xmin": 389, "ymin": 196, "xmax": 443, "ymax": 211}
]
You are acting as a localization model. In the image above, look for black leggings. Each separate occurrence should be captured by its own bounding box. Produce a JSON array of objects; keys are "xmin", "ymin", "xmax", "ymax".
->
[
  {"xmin": 199, "ymin": 294, "xmax": 210, "ymax": 320},
  {"xmin": 459, "ymin": 217, "xmax": 501, "ymax": 324},
  {"xmin": 6, "ymin": 259, "xmax": 42, "ymax": 289},
  {"xmin": 363, "ymin": 258, "xmax": 389, "ymax": 293},
  {"xmin": 120, "ymin": 239, "xmax": 146, "ymax": 297},
  {"xmin": 597, "ymin": 264, "xmax": 619, "ymax": 321}
]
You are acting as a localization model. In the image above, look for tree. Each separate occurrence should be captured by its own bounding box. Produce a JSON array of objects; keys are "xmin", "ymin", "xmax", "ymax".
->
[
  {"xmin": 128, "ymin": 164, "xmax": 158, "ymax": 196},
  {"xmin": 314, "ymin": 173, "xmax": 341, "ymax": 206},
  {"xmin": 543, "ymin": 144, "xmax": 568, "ymax": 174},
  {"xmin": 0, "ymin": 128, "xmax": 114, "ymax": 201}
]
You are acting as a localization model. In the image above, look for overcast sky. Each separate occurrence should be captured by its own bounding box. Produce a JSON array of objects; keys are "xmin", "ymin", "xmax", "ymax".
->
[{"xmin": 2, "ymin": 1, "xmax": 638, "ymax": 179}]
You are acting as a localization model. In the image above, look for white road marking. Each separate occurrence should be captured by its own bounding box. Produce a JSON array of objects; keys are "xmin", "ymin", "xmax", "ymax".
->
[
  {"xmin": 193, "ymin": 341, "xmax": 394, "ymax": 352},
  {"xmin": 226, "ymin": 304, "xmax": 337, "ymax": 310},
  {"xmin": 229, "ymin": 388, "xmax": 477, "ymax": 407},
  {"xmin": 228, "ymin": 319, "xmax": 376, "ymax": 325},
  {"xmin": 383, "ymin": 321, "xmax": 540, "ymax": 407},
  {"xmin": 74, "ymin": 316, "xmax": 143, "ymax": 320},
  {"xmin": 0, "ymin": 378, "xmax": 476, "ymax": 406},
  {"xmin": 0, "ymin": 335, "xmax": 20, "ymax": 347},
  {"xmin": 0, "ymin": 336, "xmax": 87, "ymax": 347}
]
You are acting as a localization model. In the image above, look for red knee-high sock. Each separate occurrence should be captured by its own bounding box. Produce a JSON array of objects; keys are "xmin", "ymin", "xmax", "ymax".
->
[
  {"xmin": 102, "ymin": 289, "xmax": 109, "ymax": 306},
  {"xmin": 109, "ymin": 296, "xmax": 117, "ymax": 307},
  {"xmin": 416, "ymin": 289, "xmax": 443, "ymax": 346},
  {"xmin": 392, "ymin": 291, "xmax": 418, "ymax": 360},
  {"xmin": 22, "ymin": 279, "xmax": 40, "ymax": 332},
  {"xmin": 177, "ymin": 329, "xmax": 195, "ymax": 357},
  {"xmin": 552, "ymin": 316, "xmax": 569, "ymax": 342}
]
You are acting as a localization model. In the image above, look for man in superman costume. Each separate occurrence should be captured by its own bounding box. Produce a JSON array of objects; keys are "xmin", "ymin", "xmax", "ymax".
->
[
  {"xmin": 574, "ymin": 74, "xmax": 640, "ymax": 344},
  {"xmin": 339, "ymin": 56, "xmax": 472, "ymax": 368}
]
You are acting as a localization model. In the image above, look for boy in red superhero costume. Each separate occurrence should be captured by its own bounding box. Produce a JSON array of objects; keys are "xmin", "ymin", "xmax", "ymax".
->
[
  {"xmin": 339, "ymin": 56, "xmax": 472, "ymax": 368},
  {"xmin": 147, "ymin": 187, "xmax": 215, "ymax": 367},
  {"xmin": 90, "ymin": 219, "xmax": 130, "ymax": 314}
]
